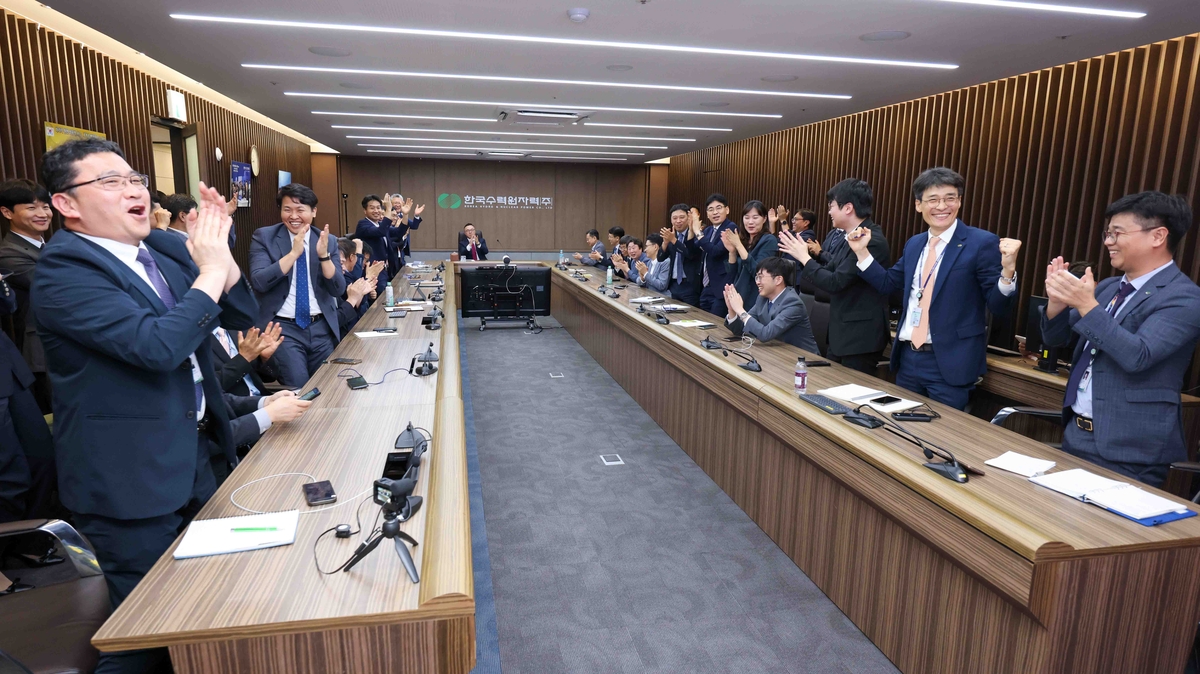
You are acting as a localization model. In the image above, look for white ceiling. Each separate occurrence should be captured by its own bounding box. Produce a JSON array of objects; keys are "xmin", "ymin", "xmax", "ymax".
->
[{"xmin": 44, "ymin": 0, "xmax": 1200, "ymax": 163}]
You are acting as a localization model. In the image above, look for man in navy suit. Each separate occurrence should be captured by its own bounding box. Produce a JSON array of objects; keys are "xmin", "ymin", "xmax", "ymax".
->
[
  {"xmin": 249, "ymin": 184, "xmax": 345, "ymax": 388},
  {"xmin": 32, "ymin": 139, "xmax": 257, "ymax": 672},
  {"xmin": 1041, "ymin": 192, "xmax": 1200, "ymax": 487},
  {"xmin": 661, "ymin": 204, "xmax": 703, "ymax": 306},
  {"xmin": 849, "ymin": 167, "xmax": 1022, "ymax": 409},
  {"xmin": 696, "ymin": 194, "xmax": 739, "ymax": 317}
]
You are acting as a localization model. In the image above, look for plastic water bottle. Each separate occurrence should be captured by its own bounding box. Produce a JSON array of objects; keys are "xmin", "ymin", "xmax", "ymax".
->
[
  {"xmin": 606, "ymin": 267, "xmax": 613, "ymax": 285},
  {"xmin": 794, "ymin": 356, "xmax": 808, "ymax": 396},
  {"xmin": 385, "ymin": 285, "xmax": 394, "ymax": 307},
  {"xmin": 559, "ymin": 249, "xmax": 565, "ymax": 265}
]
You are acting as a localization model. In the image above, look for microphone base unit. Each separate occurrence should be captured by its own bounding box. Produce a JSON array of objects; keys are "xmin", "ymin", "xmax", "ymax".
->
[{"xmin": 924, "ymin": 460, "xmax": 969, "ymax": 483}]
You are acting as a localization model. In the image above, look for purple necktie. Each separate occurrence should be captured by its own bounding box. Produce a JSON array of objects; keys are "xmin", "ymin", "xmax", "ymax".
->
[
  {"xmin": 1063, "ymin": 281, "xmax": 1135, "ymax": 408},
  {"xmin": 137, "ymin": 248, "xmax": 203, "ymax": 413}
]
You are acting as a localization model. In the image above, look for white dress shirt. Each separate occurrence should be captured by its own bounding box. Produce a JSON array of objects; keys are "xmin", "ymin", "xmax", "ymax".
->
[
  {"xmin": 212, "ymin": 328, "xmax": 273, "ymax": 434},
  {"xmin": 277, "ymin": 229, "xmax": 322, "ymax": 320},
  {"xmin": 13, "ymin": 232, "xmax": 44, "ymax": 248},
  {"xmin": 75, "ymin": 232, "xmax": 205, "ymax": 418},
  {"xmin": 1071, "ymin": 260, "xmax": 1175, "ymax": 419},
  {"xmin": 856, "ymin": 220, "xmax": 1015, "ymax": 343}
]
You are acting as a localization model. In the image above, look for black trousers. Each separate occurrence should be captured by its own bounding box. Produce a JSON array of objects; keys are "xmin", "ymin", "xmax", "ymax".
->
[
  {"xmin": 830, "ymin": 351, "xmax": 884, "ymax": 377},
  {"xmin": 73, "ymin": 436, "xmax": 216, "ymax": 674},
  {"xmin": 0, "ymin": 381, "xmax": 56, "ymax": 523}
]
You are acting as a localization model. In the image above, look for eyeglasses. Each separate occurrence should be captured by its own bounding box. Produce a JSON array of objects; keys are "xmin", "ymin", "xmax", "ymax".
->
[
  {"xmin": 754, "ymin": 272, "xmax": 779, "ymax": 281},
  {"xmin": 1101, "ymin": 226, "xmax": 1162, "ymax": 243},
  {"xmin": 921, "ymin": 195, "xmax": 960, "ymax": 207},
  {"xmin": 706, "ymin": 205, "xmax": 725, "ymax": 213},
  {"xmin": 61, "ymin": 173, "xmax": 151, "ymax": 192}
]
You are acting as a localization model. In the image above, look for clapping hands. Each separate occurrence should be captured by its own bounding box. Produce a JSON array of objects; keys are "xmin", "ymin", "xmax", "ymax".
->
[
  {"xmin": 185, "ymin": 181, "xmax": 239, "ymax": 292},
  {"xmin": 1044, "ymin": 255, "xmax": 1097, "ymax": 318}
]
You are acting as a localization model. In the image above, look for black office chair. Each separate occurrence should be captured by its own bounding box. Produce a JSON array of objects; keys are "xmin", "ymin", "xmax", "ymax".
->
[
  {"xmin": 808, "ymin": 298, "xmax": 830, "ymax": 357},
  {"xmin": 797, "ymin": 292, "xmax": 815, "ymax": 321},
  {"xmin": 988, "ymin": 406, "xmax": 1064, "ymax": 449}
]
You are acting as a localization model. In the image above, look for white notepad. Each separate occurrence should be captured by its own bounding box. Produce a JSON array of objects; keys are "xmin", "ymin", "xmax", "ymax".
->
[
  {"xmin": 174, "ymin": 510, "xmax": 299, "ymax": 559},
  {"xmin": 355, "ymin": 330, "xmax": 402, "ymax": 339},
  {"xmin": 630, "ymin": 296, "xmax": 666, "ymax": 304},
  {"xmin": 985, "ymin": 451, "xmax": 1056, "ymax": 477},
  {"xmin": 1030, "ymin": 469, "xmax": 1188, "ymax": 520},
  {"xmin": 818, "ymin": 384, "xmax": 922, "ymax": 413},
  {"xmin": 676, "ymin": 320, "xmax": 715, "ymax": 328}
]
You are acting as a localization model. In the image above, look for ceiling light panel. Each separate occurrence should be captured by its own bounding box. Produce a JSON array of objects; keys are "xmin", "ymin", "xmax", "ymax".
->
[
  {"xmin": 244, "ymin": 64, "xmax": 851, "ymax": 99},
  {"xmin": 584, "ymin": 123, "xmax": 731, "ymax": 132},
  {"xmin": 333, "ymin": 126, "xmax": 696, "ymax": 141},
  {"xmin": 925, "ymin": 0, "xmax": 1145, "ymax": 17},
  {"xmin": 173, "ymin": 14, "xmax": 959, "ymax": 69},
  {"xmin": 344, "ymin": 135, "xmax": 667, "ymax": 149},
  {"xmin": 313, "ymin": 111, "xmax": 496, "ymax": 122},
  {"xmin": 366, "ymin": 150, "xmax": 477, "ymax": 156},
  {"xmin": 288, "ymin": 92, "xmax": 782, "ymax": 118},
  {"xmin": 357, "ymin": 143, "xmax": 644, "ymax": 155}
]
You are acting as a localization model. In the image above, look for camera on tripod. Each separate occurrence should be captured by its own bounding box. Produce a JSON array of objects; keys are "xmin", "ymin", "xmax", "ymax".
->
[{"xmin": 373, "ymin": 476, "xmax": 423, "ymax": 519}]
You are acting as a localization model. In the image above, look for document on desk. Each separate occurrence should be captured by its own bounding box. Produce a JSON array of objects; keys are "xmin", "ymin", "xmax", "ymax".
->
[
  {"xmin": 629, "ymin": 296, "xmax": 666, "ymax": 304},
  {"xmin": 676, "ymin": 319, "xmax": 715, "ymax": 328},
  {"xmin": 355, "ymin": 331, "xmax": 402, "ymax": 338},
  {"xmin": 985, "ymin": 451, "xmax": 1056, "ymax": 477},
  {"xmin": 819, "ymin": 384, "xmax": 922, "ymax": 413},
  {"xmin": 174, "ymin": 510, "xmax": 298, "ymax": 559},
  {"xmin": 1031, "ymin": 469, "xmax": 1192, "ymax": 523}
]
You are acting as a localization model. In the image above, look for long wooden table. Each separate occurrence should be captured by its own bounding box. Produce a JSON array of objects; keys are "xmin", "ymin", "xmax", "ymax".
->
[
  {"xmin": 550, "ymin": 265, "xmax": 1200, "ymax": 674},
  {"xmin": 92, "ymin": 267, "xmax": 475, "ymax": 674}
]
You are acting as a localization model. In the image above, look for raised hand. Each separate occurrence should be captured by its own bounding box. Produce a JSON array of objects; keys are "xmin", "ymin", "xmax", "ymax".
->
[
  {"xmin": 776, "ymin": 205, "xmax": 790, "ymax": 224},
  {"xmin": 1046, "ymin": 266, "xmax": 1098, "ymax": 316},
  {"xmin": 806, "ymin": 239, "xmax": 821, "ymax": 257},
  {"xmin": 847, "ymin": 226, "xmax": 872, "ymax": 261},
  {"xmin": 689, "ymin": 208, "xmax": 703, "ymax": 235},
  {"xmin": 414, "ymin": 203, "xmax": 426, "ymax": 216},
  {"xmin": 589, "ymin": 250, "xmax": 602, "ymax": 261},
  {"xmin": 720, "ymin": 228, "xmax": 739, "ymax": 253},
  {"xmin": 660, "ymin": 227, "xmax": 677, "ymax": 246},
  {"xmin": 768, "ymin": 208, "xmax": 779, "ymax": 232},
  {"xmin": 236, "ymin": 327, "xmax": 270, "ymax": 361},
  {"xmin": 315, "ymin": 225, "xmax": 331, "ymax": 259},
  {"xmin": 289, "ymin": 228, "xmax": 306, "ymax": 258},
  {"xmin": 258, "ymin": 322, "xmax": 284, "ymax": 361},
  {"xmin": 365, "ymin": 260, "xmax": 386, "ymax": 281},
  {"xmin": 999, "ymin": 238, "xmax": 1022, "ymax": 276},
  {"xmin": 723, "ymin": 283, "xmax": 744, "ymax": 317},
  {"xmin": 152, "ymin": 206, "xmax": 171, "ymax": 230},
  {"xmin": 225, "ymin": 195, "xmax": 237, "ymax": 217},
  {"xmin": 635, "ymin": 260, "xmax": 649, "ymax": 277},
  {"xmin": 186, "ymin": 181, "xmax": 237, "ymax": 288},
  {"xmin": 347, "ymin": 277, "xmax": 372, "ymax": 306},
  {"xmin": 401, "ymin": 198, "xmax": 414, "ymax": 217},
  {"xmin": 777, "ymin": 230, "xmax": 810, "ymax": 263},
  {"xmin": 573, "ymin": 252, "xmax": 583, "ymax": 260},
  {"xmin": 354, "ymin": 238, "xmax": 364, "ymax": 255}
]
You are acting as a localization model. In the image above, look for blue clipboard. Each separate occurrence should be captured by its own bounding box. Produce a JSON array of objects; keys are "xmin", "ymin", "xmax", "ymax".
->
[{"xmin": 1098, "ymin": 506, "xmax": 1197, "ymax": 527}]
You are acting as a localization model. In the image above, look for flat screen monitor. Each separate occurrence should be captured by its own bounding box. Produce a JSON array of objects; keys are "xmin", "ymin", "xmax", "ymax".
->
[{"xmin": 462, "ymin": 265, "xmax": 552, "ymax": 319}]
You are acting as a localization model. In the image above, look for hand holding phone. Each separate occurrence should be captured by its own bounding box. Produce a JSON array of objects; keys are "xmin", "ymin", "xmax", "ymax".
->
[{"xmin": 298, "ymin": 387, "xmax": 321, "ymax": 401}]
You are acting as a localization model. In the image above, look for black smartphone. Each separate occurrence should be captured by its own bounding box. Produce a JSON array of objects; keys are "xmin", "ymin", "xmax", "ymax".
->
[
  {"xmin": 373, "ymin": 327, "xmax": 397, "ymax": 333},
  {"xmin": 298, "ymin": 387, "xmax": 321, "ymax": 401},
  {"xmin": 807, "ymin": 360, "xmax": 832, "ymax": 367},
  {"xmin": 346, "ymin": 376, "xmax": 369, "ymax": 390},
  {"xmin": 302, "ymin": 480, "xmax": 337, "ymax": 506},
  {"xmin": 893, "ymin": 411, "xmax": 936, "ymax": 422},
  {"xmin": 330, "ymin": 357, "xmax": 362, "ymax": 365},
  {"xmin": 870, "ymin": 395, "xmax": 903, "ymax": 406}
]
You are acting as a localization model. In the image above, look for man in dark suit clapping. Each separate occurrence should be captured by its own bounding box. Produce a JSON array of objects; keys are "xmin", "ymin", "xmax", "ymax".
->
[{"xmin": 32, "ymin": 139, "xmax": 258, "ymax": 673}]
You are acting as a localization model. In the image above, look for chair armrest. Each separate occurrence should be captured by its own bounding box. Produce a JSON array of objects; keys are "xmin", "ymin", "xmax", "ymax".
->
[
  {"xmin": 1169, "ymin": 461, "xmax": 1200, "ymax": 474},
  {"xmin": 0, "ymin": 520, "xmax": 49, "ymax": 538},
  {"xmin": 990, "ymin": 406, "xmax": 1063, "ymax": 426}
]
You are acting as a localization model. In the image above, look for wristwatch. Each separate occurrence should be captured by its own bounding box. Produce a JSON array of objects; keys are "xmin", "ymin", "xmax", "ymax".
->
[
  {"xmin": 318, "ymin": 255, "xmax": 331, "ymax": 262},
  {"xmin": 739, "ymin": 311, "xmax": 751, "ymax": 323},
  {"xmin": 1001, "ymin": 270, "xmax": 1017, "ymax": 284}
]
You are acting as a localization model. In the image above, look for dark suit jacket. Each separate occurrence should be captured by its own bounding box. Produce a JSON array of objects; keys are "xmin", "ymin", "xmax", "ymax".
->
[
  {"xmin": 696, "ymin": 220, "xmax": 738, "ymax": 297},
  {"xmin": 355, "ymin": 216, "xmax": 421, "ymax": 274},
  {"xmin": 458, "ymin": 235, "xmax": 489, "ymax": 261},
  {"xmin": 580, "ymin": 240, "xmax": 606, "ymax": 267},
  {"xmin": 800, "ymin": 220, "xmax": 891, "ymax": 357},
  {"xmin": 208, "ymin": 332, "xmax": 276, "ymax": 397},
  {"xmin": 0, "ymin": 234, "xmax": 45, "ymax": 372},
  {"xmin": 665, "ymin": 234, "xmax": 702, "ymax": 300},
  {"xmin": 0, "ymin": 278, "xmax": 34, "ymax": 400},
  {"xmin": 860, "ymin": 220, "xmax": 1016, "ymax": 387},
  {"xmin": 31, "ymin": 229, "xmax": 259, "ymax": 519},
  {"xmin": 249, "ymin": 223, "xmax": 346, "ymax": 339},
  {"xmin": 725, "ymin": 289, "xmax": 819, "ymax": 353},
  {"xmin": 725, "ymin": 233, "xmax": 779, "ymax": 311},
  {"xmin": 1042, "ymin": 264, "xmax": 1200, "ymax": 466}
]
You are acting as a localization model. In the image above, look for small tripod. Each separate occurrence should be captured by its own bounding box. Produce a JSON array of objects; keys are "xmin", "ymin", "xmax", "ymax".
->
[{"xmin": 342, "ymin": 508, "xmax": 421, "ymax": 583}]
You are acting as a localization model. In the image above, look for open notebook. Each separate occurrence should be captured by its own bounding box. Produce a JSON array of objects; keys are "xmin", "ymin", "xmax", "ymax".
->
[
  {"xmin": 174, "ymin": 510, "xmax": 299, "ymax": 559},
  {"xmin": 1030, "ymin": 469, "xmax": 1194, "ymax": 525}
]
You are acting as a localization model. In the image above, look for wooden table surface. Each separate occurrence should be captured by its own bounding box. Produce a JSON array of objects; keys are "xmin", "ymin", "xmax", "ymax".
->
[
  {"xmin": 549, "ymin": 265, "xmax": 1200, "ymax": 673},
  {"xmin": 92, "ymin": 266, "xmax": 474, "ymax": 674}
]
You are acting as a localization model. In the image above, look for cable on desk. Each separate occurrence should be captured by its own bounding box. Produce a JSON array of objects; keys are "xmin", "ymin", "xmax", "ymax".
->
[
  {"xmin": 230, "ymin": 472, "xmax": 371, "ymax": 516},
  {"xmin": 337, "ymin": 366, "xmax": 411, "ymax": 386},
  {"xmin": 312, "ymin": 494, "xmax": 377, "ymax": 575}
]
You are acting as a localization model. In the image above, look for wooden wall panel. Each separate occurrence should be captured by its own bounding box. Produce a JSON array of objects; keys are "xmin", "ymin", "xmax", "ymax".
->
[
  {"xmin": 309, "ymin": 153, "xmax": 341, "ymax": 234},
  {"xmin": 336, "ymin": 157, "xmax": 650, "ymax": 252},
  {"xmin": 648, "ymin": 164, "xmax": 669, "ymax": 237},
  {"xmin": 0, "ymin": 9, "xmax": 312, "ymax": 270},
  {"xmin": 668, "ymin": 32, "xmax": 1200, "ymax": 386}
]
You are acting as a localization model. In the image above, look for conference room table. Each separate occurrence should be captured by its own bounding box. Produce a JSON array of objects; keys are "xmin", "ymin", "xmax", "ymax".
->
[
  {"xmin": 91, "ymin": 267, "xmax": 475, "ymax": 674},
  {"xmin": 548, "ymin": 264, "xmax": 1200, "ymax": 674}
]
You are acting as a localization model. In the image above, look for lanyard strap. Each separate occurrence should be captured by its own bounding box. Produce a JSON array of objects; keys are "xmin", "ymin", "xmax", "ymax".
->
[{"xmin": 918, "ymin": 238, "xmax": 949, "ymax": 295}]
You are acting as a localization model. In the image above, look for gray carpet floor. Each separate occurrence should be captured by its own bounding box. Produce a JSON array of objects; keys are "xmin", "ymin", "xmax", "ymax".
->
[{"xmin": 463, "ymin": 318, "xmax": 900, "ymax": 674}]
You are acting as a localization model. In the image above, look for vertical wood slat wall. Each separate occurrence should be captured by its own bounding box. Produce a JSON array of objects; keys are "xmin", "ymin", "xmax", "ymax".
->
[
  {"xmin": 0, "ymin": 9, "xmax": 312, "ymax": 268},
  {"xmin": 668, "ymin": 33, "xmax": 1200, "ymax": 378}
]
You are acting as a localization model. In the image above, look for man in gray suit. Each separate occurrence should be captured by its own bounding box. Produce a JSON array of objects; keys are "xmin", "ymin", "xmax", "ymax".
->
[
  {"xmin": 0, "ymin": 179, "xmax": 53, "ymax": 412},
  {"xmin": 1041, "ymin": 191, "xmax": 1200, "ymax": 487},
  {"xmin": 573, "ymin": 229, "xmax": 606, "ymax": 266},
  {"xmin": 633, "ymin": 233, "xmax": 670, "ymax": 293},
  {"xmin": 723, "ymin": 257, "xmax": 818, "ymax": 353}
]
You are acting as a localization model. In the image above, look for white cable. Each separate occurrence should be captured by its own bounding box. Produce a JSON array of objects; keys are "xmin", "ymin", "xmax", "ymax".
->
[{"xmin": 229, "ymin": 472, "xmax": 372, "ymax": 516}]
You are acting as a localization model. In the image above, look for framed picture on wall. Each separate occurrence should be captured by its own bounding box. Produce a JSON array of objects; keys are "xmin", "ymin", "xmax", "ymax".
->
[
  {"xmin": 231, "ymin": 160, "xmax": 252, "ymax": 208},
  {"xmin": 278, "ymin": 170, "xmax": 292, "ymax": 188}
]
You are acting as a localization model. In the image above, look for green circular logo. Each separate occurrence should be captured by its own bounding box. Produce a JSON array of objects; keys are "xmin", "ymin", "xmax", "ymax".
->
[{"xmin": 437, "ymin": 193, "xmax": 462, "ymax": 209}]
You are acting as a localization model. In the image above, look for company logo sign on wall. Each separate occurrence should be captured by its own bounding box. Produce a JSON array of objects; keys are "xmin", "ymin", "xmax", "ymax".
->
[{"xmin": 438, "ymin": 193, "xmax": 553, "ymax": 210}]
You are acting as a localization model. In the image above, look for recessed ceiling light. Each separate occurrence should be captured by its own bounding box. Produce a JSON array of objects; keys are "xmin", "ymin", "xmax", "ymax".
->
[
  {"xmin": 516, "ymin": 110, "xmax": 579, "ymax": 119},
  {"xmin": 606, "ymin": 64, "xmax": 633, "ymax": 71},
  {"xmin": 349, "ymin": 136, "xmax": 666, "ymax": 149},
  {"xmin": 699, "ymin": 102, "xmax": 730, "ymax": 108},
  {"xmin": 308, "ymin": 46, "xmax": 352, "ymax": 57},
  {"xmin": 174, "ymin": 14, "xmax": 959, "ymax": 68},
  {"xmin": 859, "ymin": 31, "xmax": 911, "ymax": 42},
  {"xmin": 760, "ymin": 75, "xmax": 798, "ymax": 82},
  {"xmin": 488, "ymin": 151, "xmax": 526, "ymax": 156},
  {"xmin": 528, "ymin": 156, "xmax": 627, "ymax": 161},
  {"xmin": 335, "ymin": 126, "xmax": 694, "ymax": 141},
  {"xmin": 338, "ymin": 82, "xmax": 371, "ymax": 89},
  {"xmin": 925, "ymin": 0, "xmax": 1144, "ymax": 17},
  {"xmin": 587, "ymin": 122, "xmax": 731, "ymax": 132},
  {"xmin": 290, "ymin": 92, "xmax": 782, "ymax": 118},
  {"xmin": 366, "ymin": 150, "xmax": 476, "ymax": 156},
  {"xmin": 516, "ymin": 121, "xmax": 564, "ymax": 126},
  {"xmin": 314, "ymin": 111, "xmax": 496, "ymax": 122},
  {"xmin": 245, "ymin": 64, "xmax": 850, "ymax": 99},
  {"xmin": 357, "ymin": 143, "xmax": 644, "ymax": 155},
  {"xmin": 567, "ymin": 8, "xmax": 590, "ymax": 22}
]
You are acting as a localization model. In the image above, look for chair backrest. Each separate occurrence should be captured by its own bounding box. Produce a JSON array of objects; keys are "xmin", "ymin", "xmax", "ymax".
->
[
  {"xmin": 809, "ymin": 297, "xmax": 830, "ymax": 356},
  {"xmin": 798, "ymin": 291, "xmax": 815, "ymax": 319}
]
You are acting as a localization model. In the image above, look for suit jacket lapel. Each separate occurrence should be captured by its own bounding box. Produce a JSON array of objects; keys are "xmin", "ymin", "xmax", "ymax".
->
[
  {"xmin": 274, "ymin": 225, "xmax": 294, "ymax": 273},
  {"xmin": 145, "ymin": 245, "xmax": 192, "ymax": 305},
  {"xmin": 930, "ymin": 222, "xmax": 967, "ymax": 306},
  {"xmin": 308, "ymin": 227, "xmax": 322, "ymax": 282},
  {"xmin": 1116, "ymin": 264, "xmax": 1179, "ymax": 325},
  {"xmin": 68, "ymin": 233, "xmax": 169, "ymax": 313}
]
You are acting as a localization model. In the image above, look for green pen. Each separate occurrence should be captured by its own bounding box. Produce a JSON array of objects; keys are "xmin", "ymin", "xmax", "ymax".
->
[{"xmin": 231, "ymin": 527, "xmax": 278, "ymax": 532}]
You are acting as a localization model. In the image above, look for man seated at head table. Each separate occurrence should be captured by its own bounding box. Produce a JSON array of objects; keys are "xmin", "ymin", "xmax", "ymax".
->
[
  {"xmin": 1040, "ymin": 191, "xmax": 1200, "ymax": 488},
  {"xmin": 723, "ymin": 257, "xmax": 818, "ymax": 353},
  {"xmin": 573, "ymin": 228, "xmax": 605, "ymax": 266},
  {"xmin": 633, "ymin": 233, "xmax": 670, "ymax": 293}
]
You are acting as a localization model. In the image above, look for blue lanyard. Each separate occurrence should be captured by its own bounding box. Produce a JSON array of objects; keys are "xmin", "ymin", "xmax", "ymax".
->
[{"xmin": 916, "ymin": 237, "xmax": 948, "ymax": 300}]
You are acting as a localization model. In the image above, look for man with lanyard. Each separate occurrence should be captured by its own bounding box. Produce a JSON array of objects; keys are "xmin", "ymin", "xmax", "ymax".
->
[{"xmin": 695, "ymin": 193, "xmax": 739, "ymax": 317}]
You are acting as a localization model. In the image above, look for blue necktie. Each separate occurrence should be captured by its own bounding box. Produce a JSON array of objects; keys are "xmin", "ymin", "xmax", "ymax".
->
[
  {"xmin": 1063, "ymin": 281, "xmax": 1135, "ymax": 407},
  {"xmin": 136, "ymin": 248, "xmax": 202, "ymax": 412},
  {"xmin": 674, "ymin": 246, "xmax": 684, "ymax": 283},
  {"xmin": 295, "ymin": 242, "xmax": 311, "ymax": 329}
]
